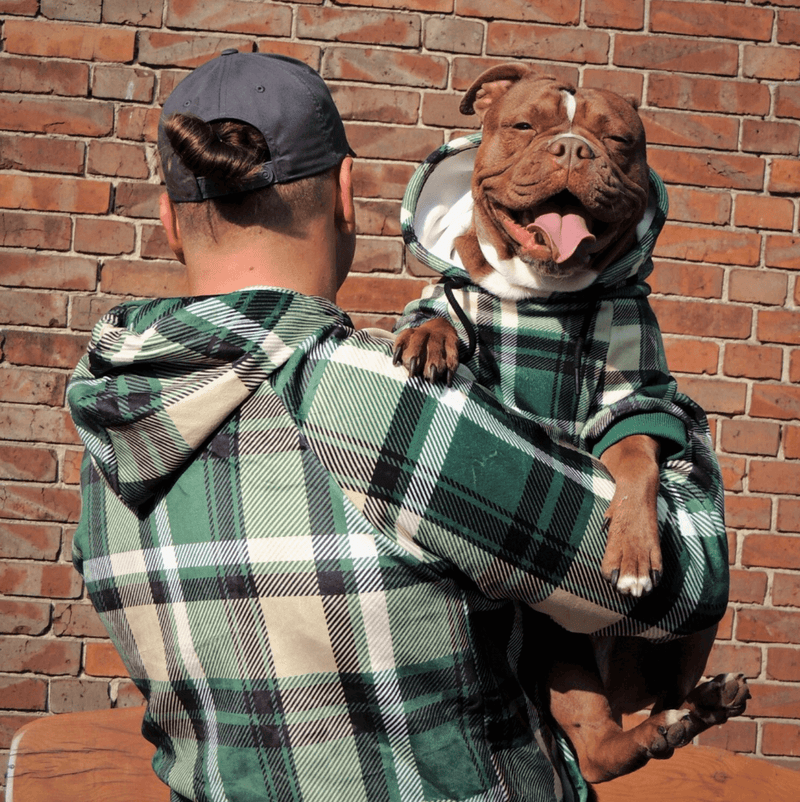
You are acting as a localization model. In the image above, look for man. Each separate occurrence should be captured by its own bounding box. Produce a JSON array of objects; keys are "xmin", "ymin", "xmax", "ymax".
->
[{"xmin": 67, "ymin": 51, "xmax": 728, "ymax": 802}]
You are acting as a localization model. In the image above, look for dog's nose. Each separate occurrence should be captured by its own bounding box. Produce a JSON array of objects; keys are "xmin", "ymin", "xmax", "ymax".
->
[{"xmin": 548, "ymin": 135, "xmax": 595, "ymax": 164}]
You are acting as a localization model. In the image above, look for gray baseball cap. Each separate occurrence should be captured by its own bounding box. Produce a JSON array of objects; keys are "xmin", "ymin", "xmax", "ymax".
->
[{"xmin": 158, "ymin": 50, "xmax": 354, "ymax": 202}]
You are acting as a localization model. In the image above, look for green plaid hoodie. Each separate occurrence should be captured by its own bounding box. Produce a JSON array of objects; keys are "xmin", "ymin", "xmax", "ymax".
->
[{"xmin": 68, "ymin": 236, "xmax": 727, "ymax": 798}]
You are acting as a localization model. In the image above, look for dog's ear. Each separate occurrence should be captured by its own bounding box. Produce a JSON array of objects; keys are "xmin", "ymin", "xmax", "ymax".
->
[{"xmin": 460, "ymin": 63, "xmax": 534, "ymax": 120}]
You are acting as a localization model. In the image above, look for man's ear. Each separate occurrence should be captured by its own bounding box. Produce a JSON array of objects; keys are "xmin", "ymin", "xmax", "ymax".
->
[
  {"xmin": 159, "ymin": 192, "xmax": 186, "ymax": 264},
  {"xmin": 333, "ymin": 156, "xmax": 356, "ymax": 286}
]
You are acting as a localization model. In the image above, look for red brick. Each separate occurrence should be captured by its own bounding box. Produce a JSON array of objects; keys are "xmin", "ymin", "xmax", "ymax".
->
[
  {"xmin": 724, "ymin": 343, "xmax": 783, "ymax": 380},
  {"xmin": 728, "ymin": 568, "xmax": 768, "ymax": 604},
  {"xmin": 763, "ymin": 723, "xmax": 800, "ymax": 757},
  {"xmin": 696, "ymin": 718, "xmax": 757, "ymax": 753},
  {"xmin": 74, "ymin": 218, "xmax": 136, "ymax": 256},
  {"xmin": 676, "ymin": 376, "xmax": 747, "ymax": 415},
  {"xmin": 87, "ymin": 141, "xmax": 149, "ymax": 180},
  {"xmin": 0, "ymin": 251, "xmax": 97, "ymax": 290},
  {"xmin": 324, "ymin": 47, "xmax": 447, "ymax": 88},
  {"xmin": 742, "ymin": 120, "xmax": 800, "ymax": 156},
  {"xmin": 141, "ymin": 223, "xmax": 174, "ymax": 260},
  {"xmin": 650, "ymin": 297, "xmax": 752, "ymax": 339},
  {"xmin": 648, "ymin": 74, "xmax": 771, "ymax": 116},
  {"xmin": 355, "ymin": 200, "xmax": 403, "ymax": 238},
  {"xmin": 784, "ymin": 425, "xmax": 800, "ymax": 459},
  {"xmin": 41, "ymin": 0, "xmax": 101, "ymax": 21},
  {"xmin": 0, "ymin": 175, "xmax": 110, "ymax": 215},
  {"xmin": 777, "ymin": 84, "xmax": 800, "ymax": 120},
  {"xmin": 758, "ymin": 311, "xmax": 800, "ymax": 347},
  {"xmin": 649, "ymin": 261, "xmax": 724, "ymax": 297},
  {"xmin": 113, "ymin": 182, "xmax": 162, "ymax": 219},
  {"xmin": 0, "ymin": 406, "xmax": 81, "ymax": 445},
  {"xmin": 167, "ymin": 0, "xmax": 291, "ymax": 34},
  {"xmin": 3, "ymin": 19, "xmax": 135, "ymax": 62},
  {"xmin": 102, "ymin": 0, "xmax": 164, "ymax": 27},
  {"xmin": 101, "ymin": 259, "xmax": 189, "ymax": 298},
  {"xmin": 355, "ymin": 161, "xmax": 416, "ymax": 201},
  {"xmin": 747, "ymin": 683, "xmax": 800, "ymax": 719},
  {"xmin": 52, "ymin": 602, "xmax": 107, "ymax": 638},
  {"xmin": 779, "ymin": 8, "xmax": 800, "ymax": 44},
  {"xmin": 0, "ymin": 368, "xmax": 66, "ymax": 407},
  {"xmin": 84, "ymin": 641, "xmax": 130, "ymax": 678},
  {"xmin": 459, "ymin": 0, "xmax": 579, "ymax": 23},
  {"xmin": 487, "ymin": 22, "xmax": 609, "ymax": 63},
  {"xmin": 0, "ymin": 635, "xmax": 81, "ymax": 675},
  {"xmin": 333, "ymin": 0, "xmax": 451, "ymax": 10},
  {"xmin": 61, "ymin": 448, "xmax": 83, "ymax": 485},
  {"xmin": 0, "ymin": 522, "xmax": 61, "ymax": 560},
  {"xmin": 654, "ymin": 223, "xmax": 761, "ymax": 264},
  {"xmin": 765, "ymin": 235, "xmax": 800, "ymax": 270},
  {"xmin": 346, "ymin": 124, "xmax": 443, "ymax": 162},
  {"xmin": 585, "ymin": 0, "xmax": 644, "ymax": 29},
  {"xmin": 745, "ymin": 44, "xmax": 800, "ymax": 80},
  {"xmin": 778, "ymin": 498, "xmax": 800, "ymax": 532},
  {"xmin": 724, "ymin": 494, "xmax": 773, "ymax": 530},
  {"xmin": 662, "ymin": 337, "xmax": 718, "ymax": 374},
  {"xmin": 582, "ymin": 70, "xmax": 644, "ymax": 103},
  {"xmin": 0, "ymin": 212, "xmax": 72, "ymax": 251},
  {"xmin": 730, "ymin": 270, "xmax": 788, "ymax": 308},
  {"xmin": 330, "ymin": 85, "xmax": 420, "ymax": 125},
  {"xmin": 351, "ymin": 238, "xmax": 404, "ymax": 275},
  {"xmin": 0, "ymin": 560, "xmax": 82, "ymax": 599},
  {"xmin": 424, "ymin": 17, "xmax": 484, "ymax": 54},
  {"xmin": 0, "ymin": 95, "xmax": 113, "ymax": 137},
  {"xmin": 116, "ymin": 106, "xmax": 160, "ymax": 143},
  {"xmin": 791, "ymin": 350, "xmax": 800, "ymax": 383},
  {"xmin": 2, "ymin": 330, "xmax": 89, "ymax": 370},
  {"xmin": 0, "ymin": 599, "xmax": 51, "ymax": 635},
  {"xmin": 0, "ymin": 135, "xmax": 85, "ymax": 175},
  {"xmin": 451, "ymin": 57, "xmax": 578, "ymax": 92},
  {"xmin": 722, "ymin": 419, "xmax": 781, "ymax": 457},
  {"xmin": 0, "ymin": 712, "xmax": 41, "ymax": 749},
  {"xmin": 666, "ymin": 190, "xmax": 732, "ymax": 227},
  {"xmin": 421, "ymin": 92, "xmax": 481, "ymax": 129},
  {"xmin": 0, "ymin": 482, "xmax": 82, "ymax": 522},
  {"xmin": 253, "ymin": 40, "xmax": 322, "ymax": 68},
  {"xmin": 298, "ymin": 7, "xmax": 421, "ymax": 47},
  {"xmin": 50, "ymin": 677, "xmax": 111, "ymax": 713},
  {"xmin": 774, "ymin": 573, "xmax": 800, "ymax": 608},
  {"xmin": 750, "ymin": 460, "xmax": 800, "ymax": 495},
  {"xmin": 650, "ymin": 0, "xmax": 774, "ymax": 41},
  {"xmin": 0, "ymin": 289, "xmax": 68, "ymax": 327},
  {"xmin": 338, "ymin": 275, "xmax": 430, "ymax": 315},
  {"xmin": 650, "ymin": 151, "xmax": 765, "ymax": 193},
  {"xmin": 716, "ymin": 606, "xmax": 734, "ymax": 640},
  {"xmin": 92, "ymin": 65, "xmax": 156, "ymax": 103},
  {"xmin": 705, "ymin": 642, "xmax": 762, "ymax": 679},
  {"xmin": 112, "ymin": 679, "xmax": 146, "ymax": 708},
  {"xmin": 734, "ymin": 196, "xmax": 795, "ymax": 231},
  {"xmin": 69, "ymin": 295, "xmax": 125, "ymax": 332},
  {"xmin": 615, "ymin": 33, "xmax": 738, "ymax": 75},
  {"xmin": 770, "ymin": 159, "xmax": 800, "ymax": 195},
  {"xmin": 639, "ymin": 109, "xmax": 739, "ymax": 151},
  {"xmin": 137, "ymin": 31, "xmax": 254, "ymax": 69},
  {"xmin": 0, "ymin": 676, "xmax": 47, "ymax": 711},
  {"xmin": 0, "ymin": 444, "xmax": 58, "ymax": 482},
  {"xmin": 750, "ymin": 384, "xmax": 800, "ymax": 421},
  {"xmin": 768, "ymin": 647, "xmax": 800, "ymax": 681},
  {"xmin": 737, "ymin": 608, "xmax": 800, "ymax": 644},
  {"xmin": 0, "ymin": 0, "xmax": 39, "ymax": 13}
]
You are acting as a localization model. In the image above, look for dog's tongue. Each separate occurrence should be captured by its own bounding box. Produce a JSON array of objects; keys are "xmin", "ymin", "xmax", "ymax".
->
[{"xmin": 526, "ymin": 208, "xmax": 596, "ymax": 264}]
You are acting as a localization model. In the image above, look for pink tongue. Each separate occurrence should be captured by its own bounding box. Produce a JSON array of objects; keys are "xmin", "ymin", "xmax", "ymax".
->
[{"xmin": 529, "ymin": 209, "xmax": 595, "ymax": 264}]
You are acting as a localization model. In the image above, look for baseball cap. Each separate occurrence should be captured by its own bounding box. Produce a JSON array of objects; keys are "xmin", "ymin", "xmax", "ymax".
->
[{"xmin": 158, "ymin": 50, "xmax": 354, "ymax": 202}]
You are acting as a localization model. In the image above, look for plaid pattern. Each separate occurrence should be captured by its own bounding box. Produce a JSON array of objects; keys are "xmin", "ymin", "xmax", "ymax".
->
[{"xmin": 68, "ymin": 287, "xmax": 727, "ymax": 802}]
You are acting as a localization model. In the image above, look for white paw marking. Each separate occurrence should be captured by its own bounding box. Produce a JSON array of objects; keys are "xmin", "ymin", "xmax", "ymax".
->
[
  {"xmin": 616, "ymin": 574, "xmax": 653, "ymax": 597},
  {"xmin": 663, "ymin": 709, "xmax": 689, "ymax": 726}
]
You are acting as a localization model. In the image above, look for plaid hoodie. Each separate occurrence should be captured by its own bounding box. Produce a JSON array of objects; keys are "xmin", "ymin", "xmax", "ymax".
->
[{"xmin": 68, "ymin": 267, "xmax": 726, "ymax": 797}]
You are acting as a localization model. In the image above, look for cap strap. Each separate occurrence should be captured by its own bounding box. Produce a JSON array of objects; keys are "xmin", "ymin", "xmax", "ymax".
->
[{"xmin": 194, "ymin": 162, "xmax": 277, "ymax": 200}]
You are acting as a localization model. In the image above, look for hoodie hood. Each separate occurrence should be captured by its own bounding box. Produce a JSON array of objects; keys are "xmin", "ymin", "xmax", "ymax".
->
[
  {"xmin": 68, "ymin": 289, "xmax": 350, "ymax": 508},
  {"xmin": 401, "ymin": 134, "xmax": 668, "ymax": 299}
]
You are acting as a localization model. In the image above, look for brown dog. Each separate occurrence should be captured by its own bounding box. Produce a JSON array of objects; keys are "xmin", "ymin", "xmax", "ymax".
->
[{"xmin": 394, "ymin": 64, "xmax": 748, "ymax": 785}]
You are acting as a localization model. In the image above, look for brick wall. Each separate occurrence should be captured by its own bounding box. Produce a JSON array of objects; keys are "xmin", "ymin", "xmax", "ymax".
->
[{"xmin": 0, "ymin": 0, "xmax": 799, "ymax": 795}]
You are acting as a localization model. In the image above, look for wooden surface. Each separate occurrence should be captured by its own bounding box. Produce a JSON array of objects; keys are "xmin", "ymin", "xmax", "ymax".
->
[
  {"xmin": 8, "ymin": 706, "xmax": 800, "ymax": 801},
  {"xmin": 594, "ymin": 742, "xmax": 800, "ymax": 802},
  {"xmin": 7, "ymin": 706, "xmax": 168, "ymax": 802}
]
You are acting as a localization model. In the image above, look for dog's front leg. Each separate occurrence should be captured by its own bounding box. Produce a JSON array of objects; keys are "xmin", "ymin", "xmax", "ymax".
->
[
  {"xmin": 393, "ymin": 317, "xmax": 461, "ymax": 385},
  {"xmin": 598, "ymin": 434, "xmax": 662, "ymax": 597}
]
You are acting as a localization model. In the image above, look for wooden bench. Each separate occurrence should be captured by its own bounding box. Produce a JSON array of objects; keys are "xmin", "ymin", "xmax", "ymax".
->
[{"xmin": 7, "ymin": 706, "xmax": 800, "ymax": 801}]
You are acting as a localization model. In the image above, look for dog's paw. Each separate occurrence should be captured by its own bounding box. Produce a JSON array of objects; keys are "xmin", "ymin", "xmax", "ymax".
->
[
  {"xmin": 393, "ymin": 319, "xmax": 461, "ymax": 385},
  {"xmin": 645, "ymin": 709, "xmax": 694, "ymax": 758},
  {"xmin": 600, "ymin": 515, "xmax": 662, "ymax": 598},
  {"xmin": 684, "ymin": 672, "xmax": 751, "ymax": 727}
]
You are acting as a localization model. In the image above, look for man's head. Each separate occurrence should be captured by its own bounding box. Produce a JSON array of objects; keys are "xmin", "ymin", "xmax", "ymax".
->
[{"xmin": 156, "ymin": 51, "xmax": 356, "ymax": 294}]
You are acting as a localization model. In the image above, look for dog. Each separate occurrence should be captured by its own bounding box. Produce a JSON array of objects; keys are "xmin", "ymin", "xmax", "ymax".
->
[{"xmin": 393, "ymin": 64, "xmax": 748, "ymax": 785}]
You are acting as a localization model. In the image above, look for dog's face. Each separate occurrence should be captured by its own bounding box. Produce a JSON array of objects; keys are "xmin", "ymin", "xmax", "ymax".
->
[{"xmin": 462, "ymin": 65, "xmax": 649, "ymax": 287}]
